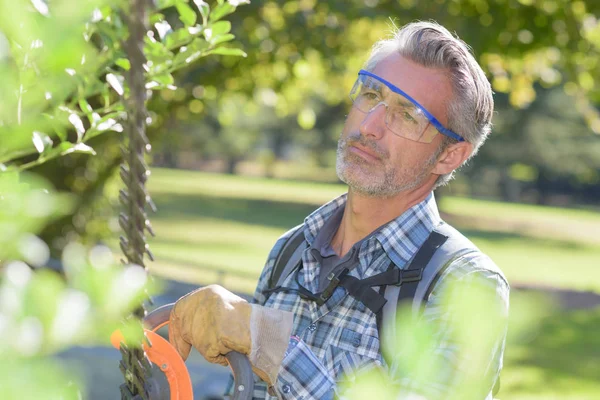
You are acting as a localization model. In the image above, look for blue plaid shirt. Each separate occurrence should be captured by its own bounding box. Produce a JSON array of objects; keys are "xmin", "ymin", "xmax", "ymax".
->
[{"xmin": 251, "ymin": 193, "xmax": 509, "ymax": 400}]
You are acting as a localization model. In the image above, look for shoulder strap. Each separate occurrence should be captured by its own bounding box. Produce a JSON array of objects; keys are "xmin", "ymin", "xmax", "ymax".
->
[
  {"xmin": 396, "ymin": 230, "xmax": 449, "ymax": 306},
  {"xmin": 378, "ymin": 230, "xmax": 448, "ymax": 339},
  {"xmin": 379, "ymin": 223, "xmax": 479, "ymax": 344},
  {"xmin": 409, "ymin": 222, "xmax": 479, "ymax": 315},
  {"xmin": 380, "ymin": 222, "xmax": 501, "ymax": 395},
  {"xmin": 268, "ymin": 224, "xmax": 307, "ymax": 289}
]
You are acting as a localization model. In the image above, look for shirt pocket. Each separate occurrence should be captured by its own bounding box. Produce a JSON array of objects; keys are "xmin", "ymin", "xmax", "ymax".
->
[{"xmin": 329, "ymin": 328, "xmax": 382, "ymax": 382}]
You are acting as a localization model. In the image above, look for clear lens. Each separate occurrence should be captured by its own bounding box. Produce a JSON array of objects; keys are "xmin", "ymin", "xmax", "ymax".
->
[{"xmin": 349, "ymin": 75, "xmax": 438, "ymax": 143}]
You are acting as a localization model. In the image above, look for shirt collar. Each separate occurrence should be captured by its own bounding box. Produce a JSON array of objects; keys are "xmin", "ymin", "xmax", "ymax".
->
[
  {"xmin": 376, "ymin": 192, "xmax": 441, "ymax": 269},
  {"xmin": 310, "ymin": 204, "xmax": 345, "ymax": 257},
  {"xmin": 303, "ymin": 192, "xmax": 441, "ymax": 269}
]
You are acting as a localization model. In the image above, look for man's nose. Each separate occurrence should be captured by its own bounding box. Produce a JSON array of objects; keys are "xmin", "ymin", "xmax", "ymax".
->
[{"xmin": 359, "ymin": 102, "xmax": 387, "ymax": 139}]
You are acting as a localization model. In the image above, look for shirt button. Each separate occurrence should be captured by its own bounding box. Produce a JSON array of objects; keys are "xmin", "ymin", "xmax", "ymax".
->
[
  {"xmin": 282, "ymin": 384, "xmax": 291, "ymax": 394},
  {"xmin": 353, "ymin": 337, "xmax": 361, "ymax": 347},
  {"xmin": 308, "ymin": 323, "xmax": 317, "ymax": 331}
]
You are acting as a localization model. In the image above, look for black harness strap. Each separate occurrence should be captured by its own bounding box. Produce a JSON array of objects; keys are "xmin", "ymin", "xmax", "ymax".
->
[
  {"xmin": 376, "ymin": 231, "xmax": 448, "ymax": 335},
  {"xmin": 268, "ymin": 229, "xmax": 449, "ymax": 314},
  {"xmin": 269, "ymin": 227, "xmax": 306, "ymax": 288},
  {"xmin": 338, "ymin": 231, "xmax": 448, "ymax": 315},
  {"xmin": 336, "ymin": 265, "xmax": 426, "ymax": 313}
]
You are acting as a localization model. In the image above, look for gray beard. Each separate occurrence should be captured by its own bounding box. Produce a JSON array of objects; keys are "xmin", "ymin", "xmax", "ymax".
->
[{"xmin": 335, "ymin": 133, "xmax": 440, "ymax": 198}]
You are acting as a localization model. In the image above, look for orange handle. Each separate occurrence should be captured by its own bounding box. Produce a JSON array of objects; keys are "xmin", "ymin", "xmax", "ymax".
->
[
  {"xmin": 111, "ymin": 305, "xmax": 193, "ymax": 400},
  {"xmin": 112, "ymin": 303, "xmax": 254, "ymax": 400}
]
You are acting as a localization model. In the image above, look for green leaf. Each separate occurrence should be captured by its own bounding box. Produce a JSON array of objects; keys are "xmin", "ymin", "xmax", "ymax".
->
[
  {"xmin": 43, "ymin": 113, "xmax": 67, "ymax": 142},
  {"xmin": 210, "ymin": 33, "xmax": 235, "ymax": 46},
  {"xmin": 176, "ymin": 2, "xmax": 197, "ymax": 27},
  {"xmin": 209, "ymin": 2, "xmax": 235, "ymax": 22},
  {"xmin": 32, "ymin": 132, "xmax": 53, "ymax": 154},
  {"xmin": 164, "ymin": 28, "xmax": 195, "ymax": 50},
  {"xmin": 64, "ymin": 142, "xmax": 96, "ymax": 156},
  {"xmin": 31, "ymin": 0, "xmax": 50, "ymax": 17},
  {"xmin": 85, "ymin": 112, "xmax": 125, "ymax": 141},
  {"xmin": 115, "ymin": 58, "xmax": 131, "ymax": 71},
  {"xmin": 68, "ymin": 113, "xmax": 86, "ymax": 142},
  {"xmin": 155, "ymin": 20, "xmax": 173, "ymax": 41},
  {"xmin": 106, "ymin": 73, "xmax": 124, "ymax": 96},
  {"xmin": 144, "ymin": 37, "xmax": 175, "ymax": 65},
  {"xmin": 155, "ymin": 0, "xmax": 177, "ymax": 10},
  {"xmin": 205, "ymin": 20, "xmax": 231, "ymax": 41},
  {"xmin": 192, "ymin": 0, "xmax": 209, "ymax": 23},
  {"xmin": 151, "ymin": 72, "xmax": 174, "ymax": 86},
  {"xmin": 173, "ymin": 38, "xmax": 209, "ymax": 67},
  {"xmin": 33, "ymin": 142, "xmax": 96, "ymax": 167},
  {"xmin": 207, "ymin": 47, "xmax": 247, "ymax": 57},
  {"xmin": 0, "ymin": 169, "xmax": 18, "ymax": 184},
  {"xmin": 149, "ymin": 12, "xmax": 165, "ymax": 25},
  {"xmin": 78, "ymin": 99, "xmax": 94, "ymax": 124}
]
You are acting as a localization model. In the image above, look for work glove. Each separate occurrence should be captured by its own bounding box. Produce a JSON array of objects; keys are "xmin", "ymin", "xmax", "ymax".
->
[{"xmin": 168, "ymin": 284, "xmax": 294, "ymax": 387}]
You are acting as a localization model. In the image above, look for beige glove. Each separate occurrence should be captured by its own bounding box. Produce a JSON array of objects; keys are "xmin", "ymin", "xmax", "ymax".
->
[{"xmin": 168, "ymin": 284, "xmax": 294, "ymax": 386}]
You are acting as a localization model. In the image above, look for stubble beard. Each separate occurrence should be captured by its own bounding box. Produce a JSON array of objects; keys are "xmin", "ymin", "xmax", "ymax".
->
[{"xmin": 336, "ymin": 133, "xmax": 438, "ymax": 198}]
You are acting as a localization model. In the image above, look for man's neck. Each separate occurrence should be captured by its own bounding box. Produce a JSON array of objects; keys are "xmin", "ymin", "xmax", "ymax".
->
[{"xmin": 331, "ymin": 183, "xmax": 434, "ymax": 257}]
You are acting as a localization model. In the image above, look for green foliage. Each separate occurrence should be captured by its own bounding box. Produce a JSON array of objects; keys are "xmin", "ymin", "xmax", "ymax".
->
[
  {"xmin": 0, "ymin": 173, "xmax": 74, "ymax": 261},
  {"xmin": 343, "ymin": 281, "xmax": 509, "ymax": 399},
  {"xmin": 143, "ymin": 0, "xmax": 600, "ymax": 203},
  {"xmin": 0, "ymin": 0, "xmax": 249, "ymax": 171},
  {"xmin": 0, "ymin": 0, "xmax": 248, "ymax": 397},
  {"xmin": 0, "ymin": 174, "xmax": 158, "ymax": 398}
]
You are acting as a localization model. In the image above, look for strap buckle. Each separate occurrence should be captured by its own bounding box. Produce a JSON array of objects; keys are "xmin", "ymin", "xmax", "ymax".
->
[
  {"xmin": 398, "ymin": 268, "xmax": 423, "ymax": 285},
  {"xmin": 316, "ymin": 268, "xmax": 349, "ymax": 306}
]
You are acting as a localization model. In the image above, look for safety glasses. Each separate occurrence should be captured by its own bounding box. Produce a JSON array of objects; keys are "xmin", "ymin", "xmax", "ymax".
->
[{"xmin": 350, "ymin": 69, "xmax": 464, "ymax": 143}]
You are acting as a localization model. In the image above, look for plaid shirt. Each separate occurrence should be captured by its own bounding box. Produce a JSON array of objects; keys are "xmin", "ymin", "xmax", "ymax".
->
[{"xmin": 251, "ymin": 193, "xmax": 510, "ymax": 400}]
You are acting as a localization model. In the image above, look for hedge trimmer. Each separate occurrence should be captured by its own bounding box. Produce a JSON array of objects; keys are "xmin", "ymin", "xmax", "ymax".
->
[{"xmin": 115, "ymin": 0, "xmax": 252, "ymax": 398}]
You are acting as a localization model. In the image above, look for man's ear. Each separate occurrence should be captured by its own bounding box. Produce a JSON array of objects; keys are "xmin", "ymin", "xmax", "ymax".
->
[{"xmin": 432, "ymin": 141, "xmax": 473, "ymax": 175}]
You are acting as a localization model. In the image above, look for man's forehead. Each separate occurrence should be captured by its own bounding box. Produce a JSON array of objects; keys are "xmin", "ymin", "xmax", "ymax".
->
[
  {"xmin": 371, "ymin": 54, "xmax": 452, "ymax": 123},
  {"xmin": 363, "ymin": 75, "xmax": 416, "ymax": 108}
]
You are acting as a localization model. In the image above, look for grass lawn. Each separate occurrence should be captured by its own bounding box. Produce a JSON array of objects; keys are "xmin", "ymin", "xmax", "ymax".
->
[
  {"xmin": 146, "ymin": 168, "xmax": 600, "ymax": 293},
  {"xmin": 502, "ymin": 293, "xmax": 600, "ymax": 399},
  {"xmin": 143, "ymin": 168, "xmax": 600, "ymax": 399}
]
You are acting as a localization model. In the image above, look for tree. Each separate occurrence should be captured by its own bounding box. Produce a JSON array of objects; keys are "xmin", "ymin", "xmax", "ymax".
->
[
  {"xmin": 149, "ymin": 0, "xmax": 600, "ymax": 197},
  {"xmin": 24, "ymin": 0, "xmax": 600, "ymax": 249}
]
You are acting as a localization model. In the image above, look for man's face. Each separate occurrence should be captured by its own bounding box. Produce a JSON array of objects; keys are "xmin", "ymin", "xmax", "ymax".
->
[{"xmin": 336, "ymin": 53, "xmax": 453, "ymax": 198}]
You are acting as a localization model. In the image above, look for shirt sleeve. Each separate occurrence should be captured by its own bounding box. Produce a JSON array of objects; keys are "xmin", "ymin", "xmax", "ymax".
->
[{"xmin": 393, "ymin": 253, "xmax": 510, "ymax": 400}]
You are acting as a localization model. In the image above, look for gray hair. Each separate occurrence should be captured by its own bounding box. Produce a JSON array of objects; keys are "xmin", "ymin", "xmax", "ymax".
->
[{"xmin": 364, "ymin": 20, "xmax": 494, "ymax": 188}]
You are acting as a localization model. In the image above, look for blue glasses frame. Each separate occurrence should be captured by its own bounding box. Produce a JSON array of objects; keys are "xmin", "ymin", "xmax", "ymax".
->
[{"xmin": 357, "ymin": 69, "xmax": 464, "ymax": 142}]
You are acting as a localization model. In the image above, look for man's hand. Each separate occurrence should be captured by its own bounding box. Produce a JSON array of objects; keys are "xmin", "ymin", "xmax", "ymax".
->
[{"xmin": 168, "ymin": 284, "xmax": 294, "ymax": 386}]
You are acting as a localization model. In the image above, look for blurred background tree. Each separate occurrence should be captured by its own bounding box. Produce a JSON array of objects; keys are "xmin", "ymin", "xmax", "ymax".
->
[
  {"xmin": 149, "ymin": 0, "xmax": 600, "ymax": 204},
  {"xmin": 19, "ymin": 0, "xmax": 599, "ymax": 252}
]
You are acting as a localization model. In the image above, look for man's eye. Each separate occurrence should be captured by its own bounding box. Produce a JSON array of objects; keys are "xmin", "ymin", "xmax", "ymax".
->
[
  {"xmin": 400, "ymin": 110, "xmax": 418, "ymax": 124},
  {"xmin": 361, "ymin": 90, "xmax": 380, "ymax": 100}
]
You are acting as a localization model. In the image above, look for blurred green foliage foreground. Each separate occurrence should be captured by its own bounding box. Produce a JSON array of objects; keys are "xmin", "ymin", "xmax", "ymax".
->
[
  {"xmin": 0, "ymin": 0, "xmax": 249, "ymax": 397},
  {"xmin": 0, "ymin": 174, "xmax": 158, "ymax": 399},
  {"xmin": 144, "ymin": 168, "xmax": 600, "ymax": 399}
]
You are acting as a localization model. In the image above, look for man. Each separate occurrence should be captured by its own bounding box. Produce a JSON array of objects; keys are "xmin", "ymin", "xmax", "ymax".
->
[{"xmin": 168, "ymin": 21, "xmax": 509, "ymax": 399}]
